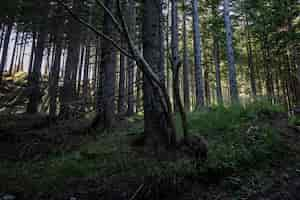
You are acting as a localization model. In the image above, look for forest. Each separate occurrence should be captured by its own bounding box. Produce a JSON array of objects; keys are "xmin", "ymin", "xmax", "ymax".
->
[{"xmin": 0, "ymin": 0, "xmax": 299, "ymax": 199}]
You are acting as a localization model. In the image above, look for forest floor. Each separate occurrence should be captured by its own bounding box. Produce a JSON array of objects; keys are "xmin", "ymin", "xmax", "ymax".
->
[{"xmin": 1, "ymin": 104, "xmax": 300, "ymax": 200}]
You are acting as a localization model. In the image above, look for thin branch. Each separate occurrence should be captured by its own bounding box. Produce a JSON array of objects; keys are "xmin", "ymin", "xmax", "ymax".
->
[
  {"xmin": 56, "ymin": 0, "xmax": 134, "ymax": 59},
  {"xmin": 94, "ymin": 0, "xmax": 124, "ymax": 33}
]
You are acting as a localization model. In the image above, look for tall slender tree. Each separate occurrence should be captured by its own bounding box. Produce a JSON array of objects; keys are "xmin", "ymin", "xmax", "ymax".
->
[
  {"xmin": 182, "ymin": 0, "xmax": 190, "ymax": 111},
  {"xmin": 223, "ymin": 0, "xmax": 239, "ymax": 103},
  {"xmin": 192, "ymin": 0, "xmax": 205, "ymax": 107}
]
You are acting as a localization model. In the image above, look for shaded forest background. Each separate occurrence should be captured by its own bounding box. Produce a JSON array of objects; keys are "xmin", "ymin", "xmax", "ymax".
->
[{"xmin": 0, "ymin": 0, "xmax": 300, "ymax": 199}]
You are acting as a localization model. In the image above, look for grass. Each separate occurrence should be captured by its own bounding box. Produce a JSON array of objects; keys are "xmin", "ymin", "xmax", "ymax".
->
[
  {"xmin": 289, "ymin": 115, "xmax": 300, "ymax": 126},
  {"xmin": 0, "ymin": 101, "xmax": 292, "ymax": 198},
  {"xmin": 187, "ymin": 102, "xmax": 284, "ymax": 173}
]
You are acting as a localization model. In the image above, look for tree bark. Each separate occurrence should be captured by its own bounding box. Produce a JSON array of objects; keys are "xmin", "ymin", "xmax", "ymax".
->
[
  {"xmin": 171, "ymin": 0, "xmax": 180, "ymax": 112},
  {"xmin": 143, "ymin": 0, "xmax": 176, "ymax": 146},
  {"xmin": 27, "ymin": 21, "xmax": 48, "ymax": 113},
  {"xmin": 0, "ymin": 22, "xmax": 12, "ymax": 84},
  {"xmin": 118, "ymin": 38, "xmax": 126, "ymax": 114},
  {"xmin": 245, "ymin": 16, "xmax": 257, "ymax": 98},
  {"xmin": 213, "ymin": 36, "xmax": 223, "ymax": 105},
  {"xmin": 182, "ymin": 0, "xmax": 190, "ymax": 111},
  {"xmin": 223, "ymin": 0, "xmax": 239, "ymax": 103},
  {"xmin": 99, "ymin": 0, "xmax": 117, "ymax": 129},
  {"xmin": 28, "ymin": 32, "xmax": 36, "ymax": 75},
  {"xmin": 49, "ymin": 8, "xmax": 64, "ymax": 119},
  {"xmin": 60, "ymin": 0, "xmax": 82, "ymax": 117},
  {"xmin": 9, "ymin": 30, "xmax": 19, "ymax": 75},
  {"xmin": 0, "ymin": 24, "xmax": 5, "ymax": 50},
  {"xmin": 192, "ymin": 0, "xmax": 205, "ymax": 108},
  {"xmin": 127, "ymin": 0, "xmax": 136, "ymax": 115}
]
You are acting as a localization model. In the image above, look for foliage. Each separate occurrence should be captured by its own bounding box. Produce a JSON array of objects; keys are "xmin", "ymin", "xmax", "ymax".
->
[
  {"xmin": 289, "ymin": 115, "xmax": 300, "ymax": 126},
  {"xmin": 0, "ymin": 101, "xmax": 288, "ymax": 196},
  {"xmin": 188, "ymin": 101, "xmax": 284, "ymax": 173}
]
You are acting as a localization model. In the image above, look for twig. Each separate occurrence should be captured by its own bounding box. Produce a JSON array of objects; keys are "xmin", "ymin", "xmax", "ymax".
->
[
  {"xmin": 129, "ymin": 183, "xmax": 144, "ymax": 200},
  {"xmin": 94, "ymin": 0, "xmax": 124, "ymax": 33}
]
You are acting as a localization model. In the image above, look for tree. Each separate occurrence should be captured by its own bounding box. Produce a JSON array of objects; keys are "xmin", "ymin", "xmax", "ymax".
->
[
  {"xmin": 171, "ymin": 0, "xmax": 180, "ymax": 111},
  {"xmin": 223, "ymin": 0, "xmax": 239, "ymax": 103},
  {"xmin": 60, "ymin": 0, "xmax": 83, "ymax": 117},
  {"xmin": 0, "ymin": 22, "xmax": 12, "ymax": 84},
  {"xmin": 182, "ymin": 0, "xmax": 190, "ymax": 111},
  {"xmin": 27, "ymin": 2, "xmax": 49, "ymax": 113},
  {"xmin": 99, "ymin": 0, "xmax": 117, "ymax": 129},
  {"xmin": 126, "ymin": 0, "xmax": 136, "ymax": 116},
  {"xmin": 49, "ymin": 5, "xmax": 64, "ymax": 119},
  {"xmin": 192, "ymin": 0, "xmax": 205, "ymax": 107},
  {"xmin": 143, "ymin": 0, "xmax": 177, "ymax": 146}
]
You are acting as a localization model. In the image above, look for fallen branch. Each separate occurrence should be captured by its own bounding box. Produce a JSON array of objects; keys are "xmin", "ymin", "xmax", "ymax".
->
[{"xmin": 129, "ymin": 183, "xmax": 144, "ymax": 200}]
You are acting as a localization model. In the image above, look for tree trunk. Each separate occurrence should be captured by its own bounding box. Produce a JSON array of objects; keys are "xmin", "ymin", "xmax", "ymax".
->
[
  {"xmin": 213, "ymin": 35, "xmax": 223, "ymax": 105},
  {"xmin": 192, "ymin": 0, "xmax": 205, "ymax": 108},
  {"xmin": 223, "ymin": 0, "xmax": 239, "ymax": 103},
  {"xmin": 60, "ymin": 0, "xmax": 82, "ymax": 117},
  {"xmin": 0, "ymin": 24, "xmax": 5, "ymax": 50},
  {"xmin": 296, "ymin": 46, "xmax": 300, "ymax": 105},
  {"xmin": 16, "ymin": 32, "xmax": 25, "ymax": 72},
  {"xmin": 127, "ymin": 0, "xmax": 136, "ymax": 115},
  {"xmin": 98, "ymin": 0, "xmax": 117, "ymax": 129},
  {"xmin": 171, "ymin": 0, "xmax": 180, "ymax": 112},
  {"xmin": 0, "ymin": 22, "xmax": 12, "ymax": 84},
  {"xmin": 136, "ymin": 67, "xmax": 142, "ymax": 113},
  {"xmin": 9, "ymin": 30, "xmax": 19, "ymax": 75},
  {"xmin": 143, "ymin": 0, "xmax": 176, "ymax": 146},
  {"xmin": 27, "ymin": 23, "xmax": 48, "ymax": 113},
  {"xmin": 28, "ymin": 32, "xmax": 36, "ymax": 75},
  {"xmin": 77, "ymin": 45, "xmax": 85, "ymax": 96},
  {"xmin": 83, "ymin": 43, "xmax": 90, "ymax": 102},
  {"xmin": 20, "ymin": 33, "xmax": 28, "ymax": 72},
  {"xmin": 159, "ymin": 0, "xmax": 165, "ymax": 83},
  {"xmin": 182, "ymin": 0, "xmax": 190, "ymax": 111},
  {"xmin": 49, "ymin": 9, "xmax": 64, "ymax": 119},
  {"xmin": 204, "ymin": 62, "xmax": 211, "ymax": 106},
  {"xmin": 118, "ymin": 39, "xmax": 126, "ymax": 114},
  {"xmin": 245, "ymin": 16, "xmax": 257, "ymax": 98}
]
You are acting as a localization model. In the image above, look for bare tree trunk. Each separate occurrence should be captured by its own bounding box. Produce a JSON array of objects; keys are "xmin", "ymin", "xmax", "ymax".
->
[
  {"xmin": 9, "ymin": 30, "xmax": 19, "ymax": 75},
  {"xmin": 0, "ymin": 22, "xmax": 12, "ymax": 84},
  {"xmin": 213, "ymin": 36, "xmax": 223, "ymax": 105},
  {"xmin": 192, "ymin": 0, "xmax": 205, "ymax": 108},
  {"xmin": 20, "ymin": 33, "xmax": 28, "ymax": 72},
  {"xmin": 136, "ymin": 67, "xmax": 142, "ymax": 113},
  {"xmin": 127, "ymin": 0, "xmax": 136, "ymax": 115},
  {"xmin": 16, "ymin": 32, "xmax": 25, "ymax": 72},
  {"xmin": 143, "ymin": 0, "xmax": 176, "ymax": 146},
  {"xmin": 27, "ymin": 23, "xmax": 48, "ymax": 113},
  {"xmin": 0, "ymin": 24, "xmax": 5, "ymax": 51},
  {"xmin": 182, "ymin": 0, "xmax": 190, "ymax": 111},
  {"xmin": 60, "ymin": 0, "xmax": 82, "ymax": 117},
  {"xmin": 77, "ymin": 45, "xmax": 85, "ymax": 96},
  {"xmin": 98, "ymin": 0, "xmax": 117, "ymax": 129},
  {"xmin": 83, "ymin": 0, "xmax": 94, "ymax": 104},
  {"xmin": 118, "ymin": 39, "xmax": 126, "ymax": 114},
  {"xmin": 204, "ymin": 62, "xmax": 211, "ymax": 106},
  {"xmin": 223, "ymin": 0, "xmax": 239, "ymax": 103},
  {"xmin": 83, "ymin": 43, "xmax": 90, "ymax": 101},
  {"xmin": 49, "ymin": 9, "xmax": 64, "ymax": 119},
  {"xmin": 296, "ymin": 46, "xmax": 300, "ymax": 105},
  {"xmin": 171, "ymin": 0, "xmax": 180, "ymax": 112},
  {"xmin": 159, "ymin": 0, "xmax": 165, "ymax": 83},
  {"xmin": 28, "ymin": 32, "xmax": 36, "ymax": 75},
  {"xmin": 245, "ymin": 16, "xmax": 257, "ymax": 98}
]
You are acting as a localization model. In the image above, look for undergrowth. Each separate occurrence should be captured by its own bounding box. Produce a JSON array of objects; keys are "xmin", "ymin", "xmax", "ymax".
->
[{"xmin": 0, "ymin": 101, "xmax": 290, "ymax": 197}]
